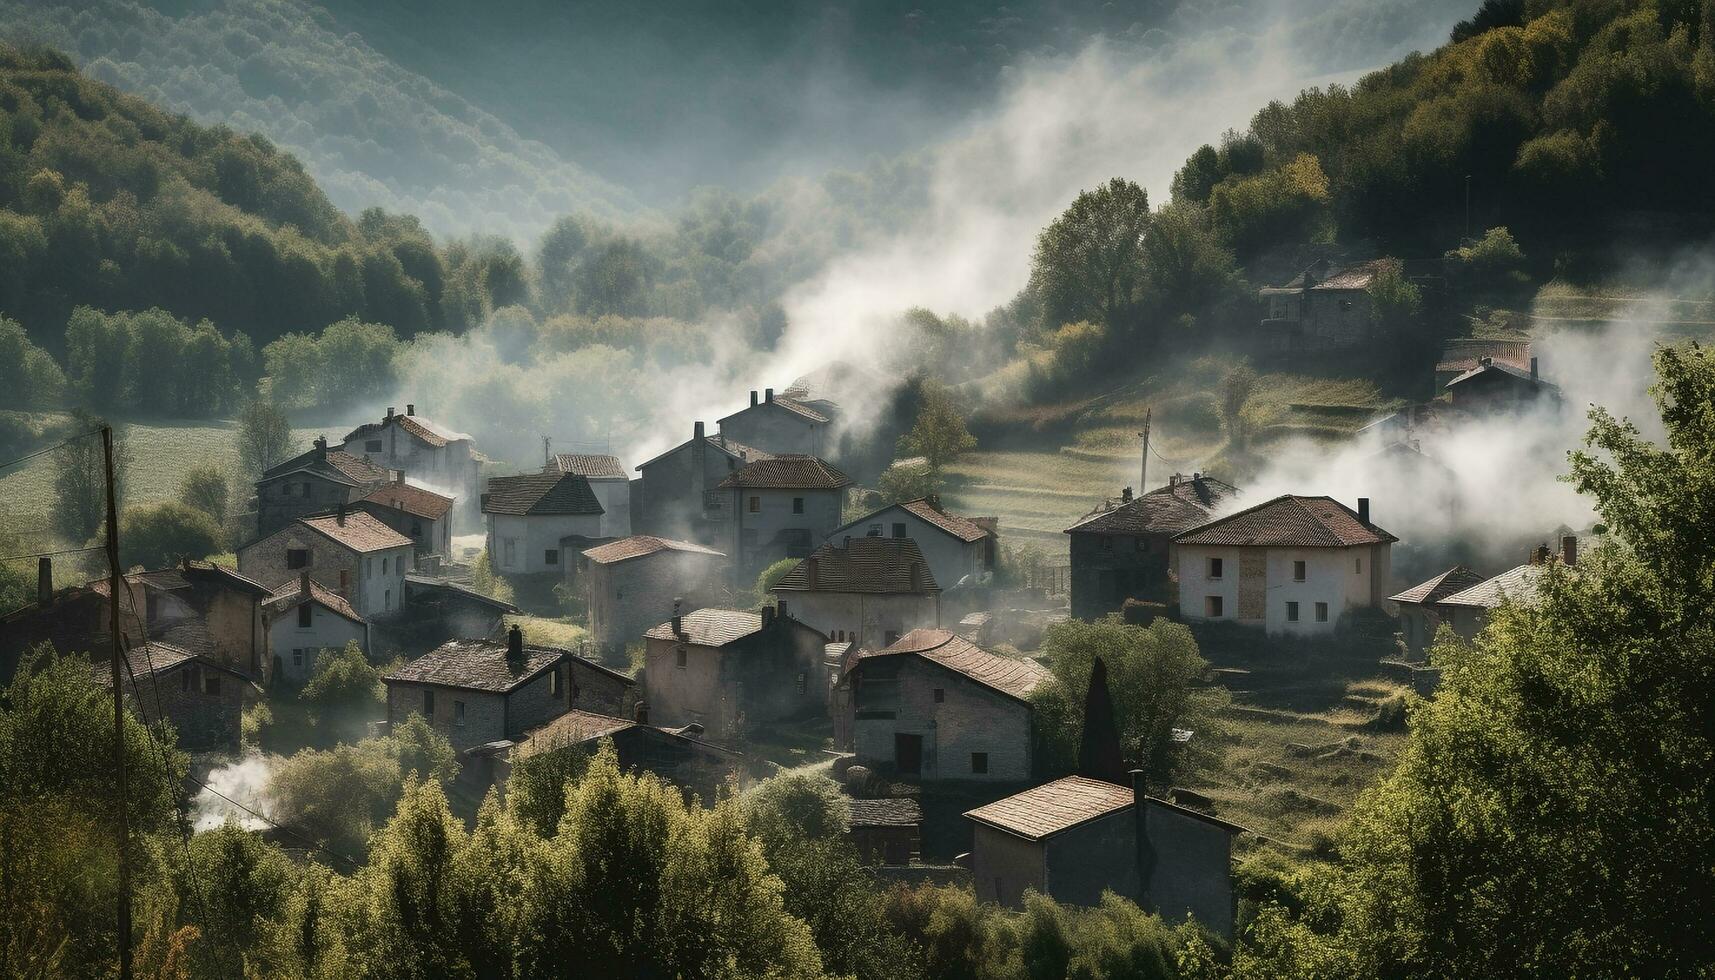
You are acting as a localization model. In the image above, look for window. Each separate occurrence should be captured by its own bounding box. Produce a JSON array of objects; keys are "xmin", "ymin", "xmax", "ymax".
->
[
  {"xmin": 1355, "ymin": 556, "xmax": 1363, "ymax": 573},
  {"xmin": 867, "ymin": 523, "xmax": 882, "ymax": 536},
  {"xmin": 1293, "ymin": 560, "xmax": 1306, "ymax": 582},
  {"xmin": 423, "ymin": 689, "xmax": 435, "ymax": 715},
  {"xmin": 1315, "ymin": 602, "xmax": 1329, "ymax": 623},
  {"xmin": 1207, "ymin": 557, "xmax": 1223, "ymax": 579},
  {"xmin": 545, "ymin": 549, "xmax": 559, "ymax": 566},
  {"xmin": 676, "ymin": 648, "xmax": 688, "ymax": 668},
  {"xmin": 365, "ymin": 439, "xmax": 382, "ymax": 452},
  {"xmin": 287, "ymin": 548, "xmax": 309, "ymax": 569},
  {"xmin": 1286, "ymin": 601, "xmax": 1300, "ymax": 622},
  {"xmin": 382, "ymin": 557, "xmax": 389, "ymax": 575},
  {"xmin": 971, "ymin": 752, "xmax": 989, "ymax": 774},
  {"xmin": 933, "ymin": 688, "xmax": 945, "ymax": 703},
  {"xmin": 292, "ymin": 649, "xmax": 304, "ymax": 667},
  {"xmin": 892, "ymin": 522, "xmax": 907, "ymax": 539},
  {"xmin": 797, "ymin": 672, "xmax": 808, "ymax": 695},
  {"xmin": 204, "ymin": 675, "xmax": 221, "ymax": 696},
  {"xmin": 748, "ymin": 495, "xmax": 761, "ymax": 513},
  {"xmin": 792, "ymin": 497, "xmax": 805, "ymax": 514},
  {"xmin": 298, "ymin": 604, "xmax": 313, "ymax": 628},
  {"xmin": 453, "ymin": 700, "xmax": 466, "ymax": 726},
  {"xmin": 384, "ymin": 589, "xmax": 392, "ymax": 611},
  {"xmin": 550, "ymin": 668, "xmax": 562, "ymax": 697},
  {"xmin": 1205, "ymin": 595, "xmax": 1223, "ymax": 618}
]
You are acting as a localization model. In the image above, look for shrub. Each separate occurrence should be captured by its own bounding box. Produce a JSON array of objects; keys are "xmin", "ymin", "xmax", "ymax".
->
[{"xmin": 118, "ymin": 501, "xmax": 223, "ymax": 568}]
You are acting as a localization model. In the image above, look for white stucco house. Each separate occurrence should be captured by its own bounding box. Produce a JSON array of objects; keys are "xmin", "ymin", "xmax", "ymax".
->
[
  {"xmin": 831, "ymin": 496, "xmax": 996, "ymax": 592},
  {"xmin": 717, "ymin": 388, "xmax": 830, "ymax": 456},
  {"xmin": 546, "ymin": 453, "xmax": 632, "ymax": 537},
  {"xmin": 337, "ymin": 405, "xmax": 483, "ymax": 529},
  {"xmin": 1173, "ymin": 495, "xmax": 1397, "ymax": 635},
  {"xmin": 482, "ymin": 472, "xmax": 606, "ymax": 576},
  {"xmin": 261, "ymin": 572, "xmax": 369, "ymax": 683},
  {"xmin": 771, "ymin": 536, "xmax": 941, "ymax": 648}
]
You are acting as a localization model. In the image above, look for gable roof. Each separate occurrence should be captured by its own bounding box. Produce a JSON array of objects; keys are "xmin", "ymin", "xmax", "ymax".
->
[
  {"xmin": 180, "ymin": 560, "xmax": 271, "ymax": 596},
  {"xmin": 715, "ymin": 455, "xmax": 851, "ymax": 490},
  {"xmin": 260, "ymin": 445, "xmax": 391, "ymax": 487},
  {"xmin": 582, "ymin": 535, "xmax": 725, "ymax": 565},
  {"xmin": 1066, "ymin": 477, "xmax": 1239, "ymax": 535},
  {"xmin": 385, "ymin": 638, "xmax": 567, "ymax": 694},
  {"xmin": 849, "ymin": 797, "xmax": 923, "ymax": 828},
  {"xmin": 262, "ymin": 578, "xmax": 364, "ymax": 624},
  {"xmin": 357, "ymin": 482, "xmax": 455, "ymax": 520},
  {"xmin": 549, "ymin": 454, "xmax": 628, "ymax": 480},
  {"xmin": 344, "ymin": 412, "xmax": 472, "ymax": 448},
  {"xmin": 634, "ymin": 434, "xmax": 774, "ymax": 472},
  {"xmin": 298, "ymin": 512, "xmax": 415, "ymax": 553},
  {"xmin": 403, "ymin": 575, "xmax": 520, "ymax": 614},
  {"xmin": 643, "ymin": 608, "xmax": 763, "ymax": 647},
  {"xmin": 1173, "ymin": 495, "xmax": 1397, "ymax": 548},
  {"xmin": 1445, "ymin": 359, "xmax": 1560, "ymax": 393},
  {"xmin": 855, "ymin": 629, "xmax": 1050, "ymax": 703},
  {"xmin": 965, "ymin": 776, "xmax": 1134, "ymax": 840},
  {"xmin": 838, "ymin": 498, "xmax": 994, "ymax": 544},
  {"xmin": 482, "ymin": 472, "xmax": 604, "ymax": 517},
  {"xmin": 95, "ymin": 641, "xmax": 251, "ymax": 689},
  {"xmin": 719, "ymin": 396, "xmax": 830, "ymax": 425},
  {"xmin": 1437, "ymin": 564, "xmax": 1545, "ymax": 609},
  {"xmin": 520, "ymin": 708, "xmax": 740, "ymax": 758},
  {"xmin": 1389, "ymin": 565, "xmax": 1488, "ymax": 606},
  {"xmin": 773, "ymin": 537, "xmax": 940, "ymax": 595}
]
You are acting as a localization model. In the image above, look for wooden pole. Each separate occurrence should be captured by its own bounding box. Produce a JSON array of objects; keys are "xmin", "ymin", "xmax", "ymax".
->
[
  {"xmin": 103, "ymin": 425, "xmax": 132, "ymax": 980},
  {"xmin": 1138, "ymin": 407, "xmax": 1152, "ymax": 493}
]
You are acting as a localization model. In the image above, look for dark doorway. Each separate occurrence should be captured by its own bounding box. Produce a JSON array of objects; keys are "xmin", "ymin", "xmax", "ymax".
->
[{"xmin": 895, "ymin": 733, "xmax": 923, "ymax": 775}]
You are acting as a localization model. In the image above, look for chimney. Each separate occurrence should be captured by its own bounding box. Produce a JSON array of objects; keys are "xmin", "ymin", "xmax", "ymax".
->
[
  {"xmin": 672, "ymin": 596, "xmax": 683, "ymax": 639},
  {"xmin": 761, "ymin": 604, "xmax": 775, "ymax": 627},
  {"xmin": 1193, "ymin": 471, "xmax": 1201, "ymax": 481},
  {"xmin": 843, "ymin": 535, "xmax": 852, "ymax": 547},
  {"xmin": 765, "ymin": 388, "xmax": 774, "ymax": 403},
  {"xmin": 1130, "ymin": 769, "xmax": 1156, "ymax": 906},
  {"xmin": 36, "ymin": 556, "xmax": 51, "ymax": 607},
  {"xmin": 1121, "ymin": 487, "xmax": 1133, "ymax": 503},
  {"xmin": 927, "ymin": 492, "xmax": 940, "ymax": 509},
  {"xmin": 1357, "ymin": 497, "xmax": 1371, "ymax": 526},
  {"xmin": 406, "ymin": 404, "xmax": 415, "ymax": 416},
  {"xmin": 1561, "ymin": 534, "xmax": 1577, "ymax": 566},
  {"xmin": 777, "ymin": 599, "xmax": 789, "ymax": 619},
  {"xmin": 300, "ymin": 570, "xmax": 311, "ymax": 598},
  {"xmin": 806, "ymin": 557, "xmax": 819, "ymax": 590},
  {"xmin": 506, "ymin": 624, "xmax": 524, "ymax": 663},
  {"xmin": 750, "ymin": 390, "xmax": 759, "ymax": 407},
  {"xmin": 336, "ymin": 502, "xmax": 346, "ymax": 525},
  {"xmin": 386, "ymin": 407, "xmax": 395, "ymax": 419},
  {"xmin": 634, "ymin": 702, "xmax": 649, "ymax": 725},
  {"xmin": 1169, "ymin": 473, "xmax": 1179, "ymax": 487},
  {"xmin": 394, "ymin": 471, "xmax": 405, "ymax": 485},
  {"xmin": 314, "ymin": 435, "xmax": 328, "ymax": 460},
  {"xmin": 1530, "ymin": 357, "xmax": 1539, "ymax": 381},
  {"xmin": 694, "ymin": 420, "xmax": 705, "ymax": 441}
]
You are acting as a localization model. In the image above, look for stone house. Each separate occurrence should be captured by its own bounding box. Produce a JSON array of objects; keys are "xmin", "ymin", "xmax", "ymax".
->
[
  {"xmin": 399, "ymin": 576, "xmax": 518, "ymax": 650},
  {"xmin": 254, "ymin": 436, "xmax": 393, "ymax": 538},
  {"xmin": 1174, "ymin": 495, "xmax": 1397, "ymax": 635},
  {"xmin": 262, "ymin": 572, "xmax": 370, "ymax": 684},
  {"xmin": 352, "ymin": 477, "xmax": 455, "ymax": 563},
  {"xmin": 336, "ymin": 404, "xmax": 483, "ymax": 529},
  {"xmin": 1444, "ymin": 356, "xmax": 1561, "ymax": 414},
  {"xmin": 546, "ymin": 453, "xmax": 632, "ymax": 537},
  {"xmin": 842, "ymin": 628, "xmax": 1050, "ymax": 782},
  {"xmin": 383, "ymin": 625, "xmax": 635, "ymax": 752},
  {"xmin": 1434, "ymin": 337, "xmax": 1533, "ymax": 391},
  {"xmin": 642, "ymin": 606, "xmax": 829, "ymax": 742},
  {"xmin": 632, "ymin": 421, "xmax": 771, "ymax": 546},
  {"xmin": 482, "ymin": 471, "xmax": 605, "ymax": 577},
  {"xmin": 831, "ymin": 496, "xmax": 998, "ymax": 594},
  {"xmin": 98, "ymin": 641, "xmax": 252, "ymax": 751},
  {"xmin": 848, "ymin": 797, "xmax": 923, "ymax": 866},
  {"xmin": 1386, "ymin": 564, "xmax": 1486, "ymax": 658},
  {"xmin": 1402, "ymin": 537, "xmax": 1574, "ymax": 651},
  {"xmin": 237, "ymin": 510, "xmax": 415, "ymax": 620},
  {"xmin": 1065, "ymin": 474, "xmax": 1238, "ymax": 620},
  {"xmin": 771, "ymin": 536, "xmax": 941, "ymax": 649},
  {"xmin": 717, "ymin": 387, "xmax": 830, "ymax": 456},
  {"xmin": 1, "ymin": 559, "xmax": 144, "ymax": 683},
  {"xmin": 1258, "ymin": 258, "xmax": 1386, "ymax": 352},
  {"xmin": 964, "ymin": 774, "xmax": 1244, "ymax": 937},
  {"xmin": 580, "ymin": 536, "xmax": 726, "ymax": 654},
  {"xmin": 513, "ymin": 707, "xmax": 742, "ymax": 799},
  {"xmin": 717, "ymin": 455, "xmax": 851, "ymax": 582},
  {"xmin": 92, "ymin": 560, "xmax": 272, "ymax": 682}
]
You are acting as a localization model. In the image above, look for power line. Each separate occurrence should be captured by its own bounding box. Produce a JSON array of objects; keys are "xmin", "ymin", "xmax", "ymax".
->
[
  {"xmin": 186, "ymin": 776, "xmax": 361, "ymax": 870},
  {"xmin": 0, "ymin": 545, "xmax": 105, "ymax": 562},
  {"xmin": 0, "ymin": 426, "xmax": 104, "ymax": 473}
]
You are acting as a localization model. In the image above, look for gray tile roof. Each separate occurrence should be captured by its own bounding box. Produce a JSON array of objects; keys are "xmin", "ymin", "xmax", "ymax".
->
[
  {"xmin": 854, "ymin": 628, "xmax": 1050, "ymax": 702},
  {"xmin": 550, "ymin": 454, "xmax": 628, "ymax": 480},
  {"xmin": 644, "ymin": 608, "xmax": 763, "ymax": 647},
  {"xmin": 715, "ymin": 455, "xmax": 850, "ymax": 490},
  {"xmin": 385, "ymin": 638, "xmax": 564, "ymax": 694},
  {"xmin": 848, "ymin": 797, "xmax": 923, "ymax": 828},
  {"xmin": 1436, "ymin": 564, "xmax": 1545, "ymax": 609},
  {"xmin": 1389, "ymin": 565, "xmax": 1488, "ymax": 606},
  {"xmin": 1066, "ymin": 477, "xmax": 1239, "ymax": 535},
  {"xmin": 482, "ymin": 472, "xmax": 604, "ymax": 516},
  {"xmin": 773, "ymin": 537, "xmax": 939, "ymax": 595},
  {"xmin": 261, "ymin": 445, "xmax": 391, "ymax": 487}
]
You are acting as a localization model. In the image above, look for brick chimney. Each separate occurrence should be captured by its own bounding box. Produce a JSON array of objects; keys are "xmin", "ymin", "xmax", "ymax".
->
[
  {"xmin": 506, "ymin": 624, "xmax": 524, "ymax": 664},
  {"xmin": 761, "ymin": 604, "xmax": 776, "ymax": 628},
  {"xmin": 36, "ymin": 556, "xmax": 51, "ymax": 607},
  {"xmin": 1357, "ymin": 497, "xmax": 1371, "ymax": 526},
  {"xmin": 1121, "ymin": 487, "xmax": 1132, "ymax": 503},
  {"xmin": 1561, "ymin": 534, "xmax": 1577, "ymax": 566},
  {"xmin": 671, "ymin": 597, "xmax": 684, "ymax": 640},
  {"xmin": 749, "ymin": 390, "xmax": 759, "ymax": 407},
  {"xmin": 336, "ymin": 502, "xmax": 346, "ymax": 525},
  {"xmin": 406, "ymin": 404, "xmax": 415, "ymax": 416},
  {"xmin": 634, "ymin": 701, "xmax": 649, "ymax": 725},
  {"xmin": 764, "ymin": 388, "xmax": 774, "ymax": 403},
  {"xmin": 1530, "ymin": 357, "xmax": 1539, "ymax": 381},
  {"xmin": 314, "ymin": 435, "xmax": 328, "ymax": 460},
  {"xmin": 386, "ymin": 407, "xmax": 395, "ymax": 419},
  {"xmin": 394, "ymin": 471, "xmax": 405, "ymax": 485},
  {"xmin": 1131, "ymin": 768, "xmax": 1156, "ymax": 906},
  {"xmin": 926, "ymin": 492, "xmax": 940, "ymax": 509}
]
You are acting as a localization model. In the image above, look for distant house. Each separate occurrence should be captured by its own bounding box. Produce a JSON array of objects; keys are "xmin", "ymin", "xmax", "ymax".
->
[
  {"xmin": 262, "ymin": 572, "xmax": 370, "ymax": 683},
  {"xmin": 1412, "ymin": 536, "xmax": 1575, "ymax": 647},
  {"xmin": 965, "ymin": 774, "xmax": 1243, "ymax": 937},
  {"xmin": 352, "ymin": 477, "xmax": 455, "ymax": 563},
  {"xmin": 545, "ymin": 453, "xmax": 632, "ymax": 537},
  {"xmin": 771, "ymin": 536, "xmax": 941, "ymax": 648},
  {"xmin": 717, "ymin": 387, "xmax": 831, "ymax": 456},
  {"xmin": 1387, "ymin": 564, "xmax": 1487, "ymax": 658},
  {"xmin": 717, "ymin": 455, "xmax": 851, "ymax": 581},
  {"xmin": 237, "ymin": 510, "xmax": 416, "ymax": 620},
  {"xmin": 1444, "ymin": 356, "xmax": 1561, "ymax": 414},
  {"xmin": 642, "ymin": 606, "xmax": 830, "ymax": 741},
  {"xmin": 842, "ymin": 628, "xmax": 1050, "ymax": 781},
  {"xmin": 88, "ymin": 560, "xmax": 272, "ymax": 681},
  {"xmin": 401, "ymin": 575, "xmax": 518, "ymax": 647},
  {"xmin": 1434, "ymin": 337, "xmax": 1533, "ymax": 391},
  {"xmin": 831, "ymin": 496, "xmax": 997, "ymax": 593},
  {"xmin": 383, "ymin": 625, "xmax": 634, "ymax": 752},
  {"xmin": 580, "ymin": 536, "xmax": 726, "ymax": 653},
  {"xmin": 99, "ymin": 641, "xmax": 252, "ymax": 751},
  {"xmin": 254, "ymin": 436, "xmax": 393, "ymax": 538},
  {"xmin": 482, "ymin": 472, "xmax": 605, "ymax": 576},
  {"xmin": 1065, "ymin": 474, "xmax": 1237, "ymax": 620},
  {"xmin": 633, "ymin": 422, "xmax": 772, "ymax": 545},
  {"xmin": 514, "ymin": 707, "xmax": 741, "ymax": 799},
  {"xmin": 1173, "ymin": 495, "xmax": 1397, "ymax": 635},
  {"xmin": 336, "ymin": 404, "xmax": 483, "ymax": 529},
  {"xmin": 848, "ymin": 797, "xmax": 923, "ymax": 865},
  {"xmin": 1, "ymin": 559, "xmax": 142, "ymax": 683},
  {"xmin": 1258, "ymin": 258, "xmax": 1388, "ymax": 351}
]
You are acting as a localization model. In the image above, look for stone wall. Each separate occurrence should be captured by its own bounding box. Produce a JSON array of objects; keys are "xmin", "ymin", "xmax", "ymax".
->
[
  {"xmin": 970, "ymin": 824, "xmax": 1045, "ymax": 906},
  {"xmin": 255, "ymin": 473, "xmax": 360, "ymax": 539},
  {"xmin": 851, "ymin": 657, "xmax": 1033, "ymax": 781}
]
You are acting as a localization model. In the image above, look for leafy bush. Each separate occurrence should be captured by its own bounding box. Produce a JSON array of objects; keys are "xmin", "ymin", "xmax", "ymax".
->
[
  {"xmin": 118, "ymin": 501, "xmax": 224, "ymax": 569},
  {"xmin": 755, "ymin": 558, "xmax": 800, "ymax": 605},
  {"xmin": 298, "ymin": 641, "xmax": 383, "ymax": 713}
]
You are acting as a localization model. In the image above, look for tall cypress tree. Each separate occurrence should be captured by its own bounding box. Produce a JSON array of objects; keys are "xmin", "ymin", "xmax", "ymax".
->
[{"xmin": 1078, "ymin": 656, "xmax": 1126, "ymax": 784}]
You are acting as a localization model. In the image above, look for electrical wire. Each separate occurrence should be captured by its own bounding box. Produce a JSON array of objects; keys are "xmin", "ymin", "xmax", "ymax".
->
[
  {"xmin": 0, "ymin": 545, "xmax": 105, "ymax": 562},
  {"xmin": 0, "ymin": 426, "xmax": 103, "ymax": 473}
]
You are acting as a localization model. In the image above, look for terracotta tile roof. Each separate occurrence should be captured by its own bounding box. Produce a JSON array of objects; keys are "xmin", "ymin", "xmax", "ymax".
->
[
  {"xmin": 385, "ymin": 638, "xmax": 565, "ymax": 694},
  {"xmin": 263, "ymin": 578, "xmax": 364, "ymax": 624},
  {"xmin": 773, "ymin": 537, "xmax": 939, "ymax": 595},
  {"xmin": 482, "ymin": 472, "xmax": 604, "ymax": 516},
  {"xmin": 634, "ymin": 434, "xmax": 773, "ymax": 472},
  {"xmin": 856, "ymin": 628, "xmax": 1050, "ymax": 703},
  {"xmin": 261, "ymin": 445, "xmax": 391, "ymax": 487},
  {"xmin": 525, "ymin": 708, "xmax": 635, "ymax": 745},
  {"xmin": 848, "ymin": 797, "xmax": 923, "ymax": 828},
  {"xmin": 964, "ymin": 775, "xmax": 1134, "ymax": 840},
  {"xmin": 1066, "ymin": 477, "xmax": 1239, "ymax": 535},
  {"xmin": 182, "ymin": 560, "xmax": 271, "ymax": 596},
  {"xmin": 1389, "ymin": 565, "xmax": 1488, "ymax": 606},
  {"xmin": 644, "ymin": 608, "xmax": 763, "ymax": 646},
  {"xmin": 582, "ymin": 535, "xmax": 726, "ymax": 565},
  {"xmin": 1311, "ymin": 260, "xmax": 1386, "ymax": 290},
  {"xmin": 895, "ymin": 498, "xmax": 993, "ymax": 543},
  {"xmin": 93, "ymin": 641, "xmax": 196, "ymax": 688},
  {"xmin": 1173, "ymin": 495, "xmax": 1397, "ymax": 548},
  {"xmin": 550, "ymin": 454, "xmax": 628, "ymax": 480},
  {"xmin": 395, "ymin": 415, "xmax": 468, "ymax": 447},
  {"xmin": 299, "ymin": 512, "xmax": 415, "ymax": 553},
  {"xmin": 715, "ymin": 455, "xmax": 851, "ymax": 490},
  {"xmin": 1437, "ymin": 564, "xmax": 1545, "ymax": 609},
  {"xmin": 357, "ymin": 482, "xmax": 455, "ymax": 520}
]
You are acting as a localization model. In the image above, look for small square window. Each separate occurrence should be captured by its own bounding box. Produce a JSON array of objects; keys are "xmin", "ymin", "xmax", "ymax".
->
[
  {"xmin": 748, "ymin": 496, "xmax": 761, "ymax": 513},
  {"xmin": 933, "ymin": 688, "xmax": 945, "ymax": 703},
  {"xmin": 676, "ymin": 648, "xmax": 688, "ymax": 668},
  {"xmin": 1207, "ymin": 557, "xmax": 1223, "ymax": 579},
  {"xmin": 1205, "ymin": 595, "xmax": 1223, "ymax": 618},
  {"xmin": 453, "ymin": 700, "xmax": 466, "ymax": 726},
  {"xmin": 298, "ymin": 604, "xmax": 313, "ymax": 628},
  {"xmin": 1315, "ymin": 602, "xmax": 1329, "ymax": 623},
  {"xmin": 971, "ymin": 752, "xmax": 989, "ymax": 774},
  {"xmin": 204, "ymin": 675, "xmax": 220, "ymax": 696},
  {"xmin": 287, "ymin": 549, "xmax": 308, "ymax": 569},
  {"xmin": 1293, "ymin": 560, "xmax": 1306, "ymax": 582},
  {"xmin": 1286, "ymin": 601, "xmax": 1300, "ymax": 622},
  {"xmin": 793, "ymin": 497, "xmax": 805, "ymax": 514},
  {"xmin": 892, "ymin": 522, "xmax": 907, "ymax": 539},
  {"xmin": 292, "ymin": 648, "xmax": 304, "ymax": 667},
  {"xmin": 1355, "ymin": 556, "xmax": 1363, "ymax": 573}
]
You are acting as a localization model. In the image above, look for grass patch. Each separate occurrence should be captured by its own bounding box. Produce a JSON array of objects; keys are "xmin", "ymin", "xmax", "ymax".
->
[{"xmin": 506, "ymin": 614, "xmax": 588, "ymax": 652}]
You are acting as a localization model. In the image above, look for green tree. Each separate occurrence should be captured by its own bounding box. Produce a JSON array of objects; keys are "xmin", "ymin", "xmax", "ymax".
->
[
  {"xmin": 237, "ymin": 397, "xmax": 296, "ymax": 476},
  {"xmin": 470, "ymin": 550, "xmax": 515, "ymax": 604},
  {"xmin": 1029, "ymin": 177, "xmax": 1152, "ymax": 332},
  {"xmin": 51, "ymin": 412, "xmax": 128, "ymax": 545},
  {"xmin": 897, "ymin": 380, "xmax": 976, "ymax": 478},
  {"xmin": 878, "ymin": 459, "xmax": 936, "ymax": 504},
  {"xmin": 0, "ymin": 316, "xmax": 64, "ymax": 409},
  {"xmin": 177, "ymin": 466, "xmax": 229, "ymax": 525},
  {"xmin": 118, "ymin": 502, "xmax": 224, "ymax": 569},
  {"xmin": 298, "ymin": 641, "xmax": 383, "ymax": 715},
  {"xmin": 755, "ymin": 558, "xmax": 801, "ymax": 605},
  {"xmin": 1366, "ymin": 257, "xmax": 1423, "ymax": 337}
]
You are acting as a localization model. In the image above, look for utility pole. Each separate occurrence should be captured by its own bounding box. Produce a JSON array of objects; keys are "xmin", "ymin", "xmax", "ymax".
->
[
  {"xmin": 103, "ymin": 425, "xmax": 131, "ymax": 980},
  {"xmin": 1138, "ymin": 407, "xmax": 1152, "ymax": 493},
  {"xmin": 1464, "ymin": 174, "xmax": 1472, "ymax": 241}
]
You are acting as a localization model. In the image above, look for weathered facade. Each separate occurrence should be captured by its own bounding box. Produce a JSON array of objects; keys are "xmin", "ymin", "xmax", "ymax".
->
[
  {"xmin": 99, "ymin": 642, "xmax": 251, "ymax": 751},
  {"xmin": 717, "ymin": 455, "xmax": 850, "ymax": 582},
  {"xmin": 482, "ymin": 472, "xmax": 605, "ymax": 577},
  {"xmin": 1412, "ymin": 538, "xmax": 1572, "ymax": 649},
  {"xmin": 262, "ymin": 573, "xmax": 370, "ymax": 684},
  {"xmin": 399, "ymin": 576, "xmax": 517, "ymax": 650},
  {"xmin": 844, "ymin": 629, "xmax": 1049, "ymax": 782},
  {"xmin": 1065, "ymin": 475, "xmax": 1237, "ymax": 620},
  {"xmin": 633, "ymin": 422, "xmax": 771, "ymax": 546},
  {"xmin": 771, "ymin": 537, "xmax": 941, "ymax": 648},
  {"xmin": 254, "ymin": 436, "xmax": 393, "ymax": 539},
  {"xmin": 965, "ymin": 775, "xmax": 1243, "ymax": 937},
  {"xmin": 831, "ymin": 496, "xmax": 997, "ymax": 593},
  {"xmin": 352, "ymin": 477, "xmax": 455, "ymax": 562},
  {"xmin": 237, "ymin": 511, "xmax": 415, "ymax": 620},
  {"xmin": 1444, "ymin": 357, "xmax": 1562, "ymax": 415},
  {"xmin": 848, "ymin": 797, "xmax": 923, "ymax": 865},
  {"xmin": 642, "ymin": 606, "xmax": 829, "ymax": 741},
  {"xmin": 546, "ymin": 454, "xmax": 633, "ymax": 537},
  {"xmin": 337, "ymin": 405, "xmax": 483, "ymax": 529},
  {"xmin": 1174, "ymin": 495, "xmax": 1397, "ymax": 635},
  {"xmin": 1, "ymin": 560, "xmax": 141, "ymax": 683},
  {"xmin": 1387, "ymin": 564, "xmax": 1487, "ymax": 658},
  {"xmin": 1258, "ymin": 259, "xmax": 1384, "ymax": 352},
  {"xmin": 580, "ymin": 536, "xmax": 726, "ymax": 653},
  {"xmin": 515, "ymin": 707, "xmax": 741, "ymax": 799},
  {"xmin": 716, "ymin": 388, "xmax": 830, "ymax": 456}
]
